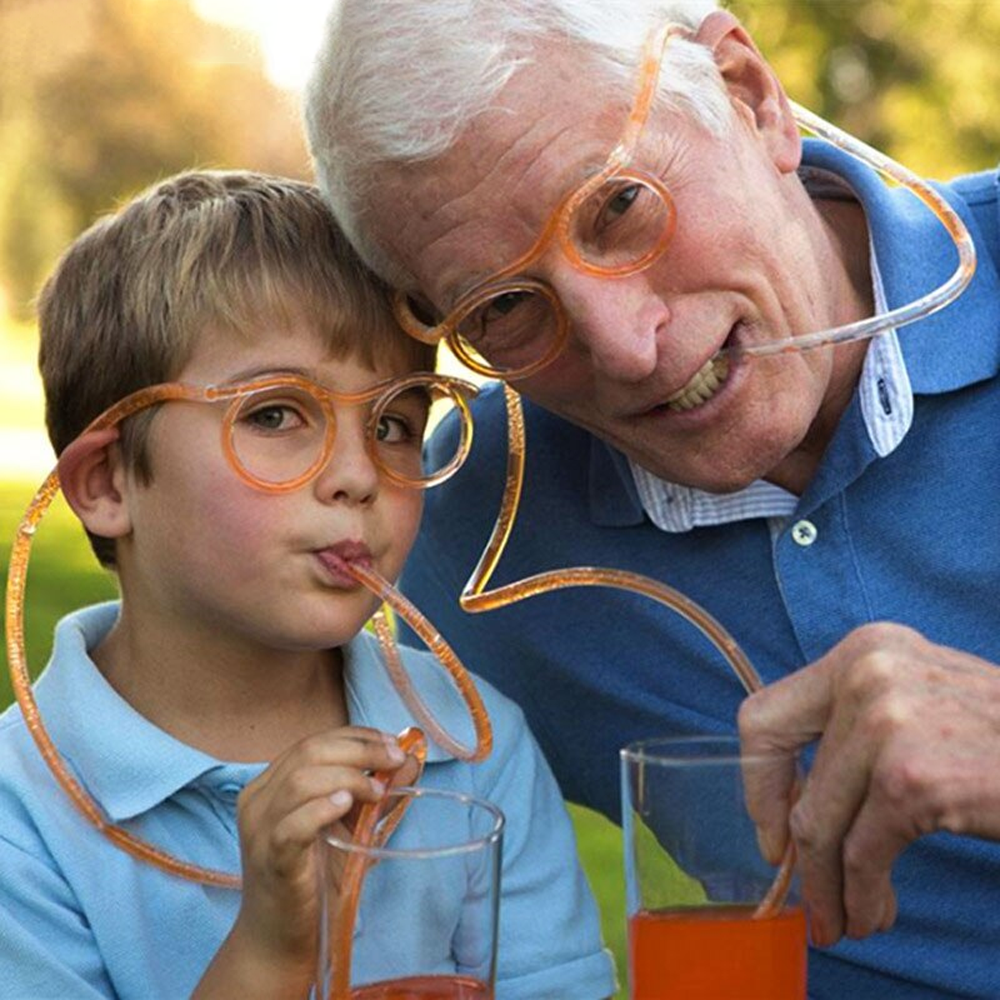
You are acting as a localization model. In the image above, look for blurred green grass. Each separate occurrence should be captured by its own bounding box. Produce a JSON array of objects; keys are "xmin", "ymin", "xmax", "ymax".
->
[{"xmin": 0, "ymin": 479, "xmax": 628, "ymax": 995}]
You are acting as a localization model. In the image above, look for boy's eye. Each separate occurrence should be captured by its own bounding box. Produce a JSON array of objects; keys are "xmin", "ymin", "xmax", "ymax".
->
[
  {"xmin": 375, "ymin": 413, "xmax": 416, "ymax": 444},
  {"xmin": 244, "ymin": 403, "xmax": 306, "ymax": 432}
]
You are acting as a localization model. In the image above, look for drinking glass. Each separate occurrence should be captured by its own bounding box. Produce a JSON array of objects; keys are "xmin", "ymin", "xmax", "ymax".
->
[
  {"xmin": 315, "ymin": 786, "xmax": 504, "ymax": 1000},
  {"xmin": 621, "ymin": 737, "xmax": 807, "ymax": 1000}
]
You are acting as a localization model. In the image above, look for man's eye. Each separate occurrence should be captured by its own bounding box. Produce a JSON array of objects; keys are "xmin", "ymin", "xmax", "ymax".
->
[
  {"xmin": 601, "ymin": 183, "xmax": 640, "ymax": 224},
  {"xmin": 485, "ymin": 290, "xmax": 530, "ymax": 319}
]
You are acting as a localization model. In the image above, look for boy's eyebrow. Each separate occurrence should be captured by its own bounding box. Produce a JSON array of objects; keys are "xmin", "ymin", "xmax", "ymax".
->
[{"xmin": 218, "ymin": 364, "xmax": 318, "ymax": 385}]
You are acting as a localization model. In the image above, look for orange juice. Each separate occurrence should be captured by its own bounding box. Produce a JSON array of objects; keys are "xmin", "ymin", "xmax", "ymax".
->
[
  {"xmin": 629, "ymin": 905, "xmax": 807, "ymax": 999},
  {"xmin": 350, "ymin": 974, "xmax": 492, "ymax": 999}
]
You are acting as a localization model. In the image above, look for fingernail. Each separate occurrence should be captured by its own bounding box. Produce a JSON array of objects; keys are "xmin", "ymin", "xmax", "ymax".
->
[
  {"xmin": 369, "ymin": 778, "xmax": 386, "ymax": 797},
  {"xmin": 329, "ymin": 790, "xmax": 352, "ymax": 809},
  {"xmin": 755, "ymin": 827, "xmax": 782, "ymax": 865},
  {"xmin": 809, "ymin": 911, "xmax": 831, "ymax": 948},
  {"xmin": 386, "ymin": 744, "xmax": 406, "ymax": 764}
]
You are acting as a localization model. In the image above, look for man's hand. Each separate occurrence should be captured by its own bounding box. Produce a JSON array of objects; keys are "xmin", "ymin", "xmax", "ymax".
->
[{"xmin": 738, "ymin": 622, "xmax": 1000, "ymax": 947}]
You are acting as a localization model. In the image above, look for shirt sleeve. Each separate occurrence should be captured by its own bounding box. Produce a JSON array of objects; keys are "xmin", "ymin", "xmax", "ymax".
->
[
  {"xmin": 472, "ymin": 693, "xmax": 619, "ymax": 1000},
  {"xmin": 0, "ymin": 833, "xmax": 116, "ymax": 1000}
]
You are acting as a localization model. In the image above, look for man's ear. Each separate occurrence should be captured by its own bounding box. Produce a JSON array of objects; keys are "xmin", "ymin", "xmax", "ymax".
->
[
  {"xmin": 57, "ymin": 428, "xmax": 133, "ymax": 541},
  {"xmin": 694, "ymin": 9, "xmax": 801, "ymax": 174}
]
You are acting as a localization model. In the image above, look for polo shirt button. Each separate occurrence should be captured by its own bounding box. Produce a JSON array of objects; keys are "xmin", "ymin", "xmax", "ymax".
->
[
  {"xmin": 791, "ymin": 519, "xmax": 818, "ymax": 546},
  {"xmin": 218, "ymin": 782, "xmax": 242, "ymax": 800}
]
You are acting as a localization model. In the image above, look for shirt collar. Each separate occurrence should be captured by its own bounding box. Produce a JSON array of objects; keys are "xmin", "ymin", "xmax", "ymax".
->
[
  {"xmin": 35, "ymin": 602, "xmax": 226, "ymax": 822},
  {"xmin": 33, "ymin": 603, "xmax": 459, "ymax": 823},
  {"xmin": 801, "ymin": 138, "xmax": 1000, "ymax": 393}
]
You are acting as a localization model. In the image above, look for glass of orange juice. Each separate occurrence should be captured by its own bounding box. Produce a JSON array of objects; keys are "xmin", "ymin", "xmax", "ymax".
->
[
  {"xmin": 620, "ymin": 737, "xmax": 807, "ymax": 1000},
  {"xmin": 315, "ymin": 786, "xmax": 504, "ymax": 1000}
]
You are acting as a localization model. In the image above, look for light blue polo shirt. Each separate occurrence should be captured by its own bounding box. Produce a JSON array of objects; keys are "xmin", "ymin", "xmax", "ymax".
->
[{"xmin": 0, "ymin": 602, "xmax": 616, "ymax": 999}]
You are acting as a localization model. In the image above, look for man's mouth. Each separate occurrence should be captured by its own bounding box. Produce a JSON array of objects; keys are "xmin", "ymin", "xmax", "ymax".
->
[{"xmin": 664, "ymin": 354, "xmax": 731, "ymax": 412}]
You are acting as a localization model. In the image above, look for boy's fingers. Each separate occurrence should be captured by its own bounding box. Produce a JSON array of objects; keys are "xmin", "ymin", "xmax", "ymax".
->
[
  {"xmin": 263, "ymin": 795, "xmax": 359, "ymax": 877},
  {"xmin": 254, "ymin": 728, "xmax": 408, "ymax": 791},
  {"xmin": 243, "ymin": 766, "xmax": 388, "ymax": 823},
  {"xmin": 384, "ymin": 753, "xmax": 423, "ymax": 790}
]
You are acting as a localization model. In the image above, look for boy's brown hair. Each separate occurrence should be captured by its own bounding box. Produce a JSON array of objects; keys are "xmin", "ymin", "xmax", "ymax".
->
[{"xmin": 37, "ymin": 170, "xmax": 435, "ymax": 568}]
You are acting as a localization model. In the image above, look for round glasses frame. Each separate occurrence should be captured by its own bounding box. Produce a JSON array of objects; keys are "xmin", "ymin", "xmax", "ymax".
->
[
  {"xmin": 395, "ymin": 20, "xmax": 975, "ymax": 380},
  {"xmin": 394, "ymin": 25, "xmax": 683, "ymax": 380},
  {"xmin": 76, "ymin": 371, "xmax": 479, "ymax": 493}
]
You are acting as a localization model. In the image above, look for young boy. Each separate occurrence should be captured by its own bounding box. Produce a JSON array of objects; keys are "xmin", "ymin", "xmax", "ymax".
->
[{"xmin": 0, "ymin": 171, "xmax": 617, "ymax": 999}]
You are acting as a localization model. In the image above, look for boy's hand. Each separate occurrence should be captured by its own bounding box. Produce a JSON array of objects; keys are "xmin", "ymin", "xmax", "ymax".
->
[{"xmin": 227, "ymin": 726, "xmax": 418, "ymax": 996}]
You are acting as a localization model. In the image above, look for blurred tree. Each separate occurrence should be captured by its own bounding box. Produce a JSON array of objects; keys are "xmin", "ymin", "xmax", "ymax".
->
[
  {"xmin": 0, "ymin": 0, "xmax": 308, "ymax": 321},
  {"xmin": 734, "ymin": 0, "xmax": 1000, "ymax": 176},
  {"xmin": 1, "ymin": 0, "xmax": 999, "ymax": 324}
]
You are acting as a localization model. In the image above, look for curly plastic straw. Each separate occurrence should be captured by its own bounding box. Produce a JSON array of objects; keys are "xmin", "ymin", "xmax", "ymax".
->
[
  {"xmin": 325, "ymin": 727, "xmax": 429, "ymax": 1000},
  {"xmin": 4, "ymin": 471, "xmax": 492, "ymax": 889},
  {"xmin": 353, "ymin": 568, "xmax": 493, "ymax": 762},
  {"xmin": 452, "ymin": 384, "xmax": 795, "ymax": 918}
]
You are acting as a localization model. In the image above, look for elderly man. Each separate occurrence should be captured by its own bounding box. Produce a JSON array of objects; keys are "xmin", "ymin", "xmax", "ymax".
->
[{"xmin": 306, "ymin": 2, "xmax": 1000, "ymax": 996}]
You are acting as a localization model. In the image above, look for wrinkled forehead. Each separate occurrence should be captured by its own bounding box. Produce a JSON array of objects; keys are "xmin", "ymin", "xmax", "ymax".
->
[{"xmin": 366, "ymin": 50, "xmax": 633, "ymax": 308}]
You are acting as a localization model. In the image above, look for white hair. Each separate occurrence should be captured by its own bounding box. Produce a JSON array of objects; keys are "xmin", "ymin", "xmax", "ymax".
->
[{"xmin": 305, "ymin": 0, "xmax": 728, "ymax": 286}]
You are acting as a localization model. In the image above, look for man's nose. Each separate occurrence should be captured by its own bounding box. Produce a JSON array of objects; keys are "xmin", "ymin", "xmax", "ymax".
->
[
  {"xmin": 314, "ymin": 415, "xmax": 380, "ymax": 505},
  {"xmin": 554, "ymin": 267, "xmax": 666, "ymax": 382}
]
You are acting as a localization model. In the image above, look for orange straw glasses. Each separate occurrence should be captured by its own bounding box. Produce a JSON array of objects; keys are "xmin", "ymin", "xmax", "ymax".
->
[
  {"xmin": 395, "ymin": 22, "xmax": 975, "ymax": 379},
  {"xmin": 4, "ymin": 370, "xmax": 492, "ymax": 890}
]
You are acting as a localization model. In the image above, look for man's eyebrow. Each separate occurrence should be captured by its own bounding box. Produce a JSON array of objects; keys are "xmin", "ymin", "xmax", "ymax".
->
[
  {"xmin": 443, "ymin": 271, "xmax": 495, "ymax": 311},
  {"xmin": 437, "ymin": 159, "xmax": 607, "ymax": 311}
]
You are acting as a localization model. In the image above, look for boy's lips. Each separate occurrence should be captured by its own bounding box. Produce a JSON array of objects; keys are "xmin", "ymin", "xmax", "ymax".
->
[{"xmin": 316, "ymin": 541, "xmax": 373, "ymax": 587}]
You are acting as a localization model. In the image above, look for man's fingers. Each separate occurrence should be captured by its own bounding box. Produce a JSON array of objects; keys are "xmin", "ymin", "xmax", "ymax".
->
[
  {"xmin": 840, "ymin": 767, "xmax": 917, "ymax": 938},
  {"xmin": 738, "ymin": 662, "xmax": 835, "ymax": 864},
  {"xmin": 741, "ymin": 749, "xmax": 797, "ymax": 865},
  {"xmin": 739, "ymin": 651, "xmax": 837, "ymax": 755}
]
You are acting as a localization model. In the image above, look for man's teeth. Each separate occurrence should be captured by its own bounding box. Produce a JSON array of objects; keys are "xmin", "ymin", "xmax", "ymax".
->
[{"xmin": 666, "ymin": 356, "xmax": 730, "ymax": 411}]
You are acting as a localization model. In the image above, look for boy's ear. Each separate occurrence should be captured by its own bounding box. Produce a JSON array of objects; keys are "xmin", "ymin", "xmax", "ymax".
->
[
  {"xmin": 57, "ymin": 428, "xmax": 133, "ymax": 541},
  {"xmin": 694, "ymin": 9, "xmax": 801, "ymax": 174}
]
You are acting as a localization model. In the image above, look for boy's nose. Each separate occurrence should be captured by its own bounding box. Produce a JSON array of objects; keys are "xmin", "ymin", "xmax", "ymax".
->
[
  {"xmin": 314, "ymin": 417, "xmax": 380, "ymax": 505},
  {"xmin": 555, "ymin": 267, "xmax": 667, "ymax": 383}
]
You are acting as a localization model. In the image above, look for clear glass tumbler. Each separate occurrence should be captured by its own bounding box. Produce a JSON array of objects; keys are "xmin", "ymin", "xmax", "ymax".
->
[
  {"xmin": 315, "ymin": 786, "xmax": 504, "ymax": 1000},
  {"xmin": 621, "ymin": 736, "xmax": 807, "ymax": 1000}
]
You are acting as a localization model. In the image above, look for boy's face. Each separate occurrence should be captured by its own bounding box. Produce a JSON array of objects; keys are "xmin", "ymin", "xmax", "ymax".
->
[{"xmin": 116, "ymin": 320, "xmax": 425, "ymax": 654}]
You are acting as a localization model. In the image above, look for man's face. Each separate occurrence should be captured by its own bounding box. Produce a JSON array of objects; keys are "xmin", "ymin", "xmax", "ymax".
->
[{"xmin": 367, "ymin": 44, "xmax": 868, "ymax": 494}]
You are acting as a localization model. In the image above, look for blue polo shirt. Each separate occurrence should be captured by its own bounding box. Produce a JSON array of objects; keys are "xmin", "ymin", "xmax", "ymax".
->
[
  {"xmin": 399, "ymin": 141, "xmax": 1000, "ymax": 999},
  {"xmin": 0, "ymin": 603, "xmax": 616, "ymax": 999}
]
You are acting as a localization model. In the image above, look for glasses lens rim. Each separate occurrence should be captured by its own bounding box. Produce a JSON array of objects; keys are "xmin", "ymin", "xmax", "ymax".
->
[
  {"xmin": 450, "ymin": 278, "xmax": 568, "ymax": 379},
  {"xmin": 224, "ymin": 384, "xmax": 335, "ymax": 492},
  {"xmin": 565, "ymin": 168, "xmax": 675, "ymax": 275},
  {"xmin": 369, "ymin": 375, "xmax": 473, "ymax": 488}
]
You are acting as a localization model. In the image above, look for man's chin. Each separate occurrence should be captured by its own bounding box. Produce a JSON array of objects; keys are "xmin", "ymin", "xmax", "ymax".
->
[{"xmin": 630, "ymin": 454, "xmax": 767, "ymax": 495}]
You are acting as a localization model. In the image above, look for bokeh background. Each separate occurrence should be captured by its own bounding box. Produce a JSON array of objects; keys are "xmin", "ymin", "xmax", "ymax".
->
[{"xmin": 2, "ymin": 1, "xmax": 1000, "ymax": 994}]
